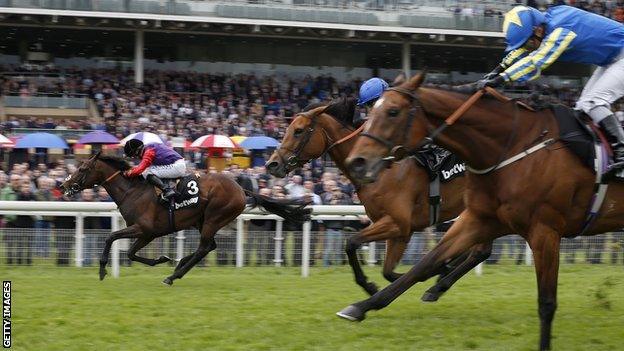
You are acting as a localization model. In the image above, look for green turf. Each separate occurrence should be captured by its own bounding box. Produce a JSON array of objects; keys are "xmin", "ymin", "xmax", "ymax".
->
[{"xmin": 1, "ymin": 264, "xmax": 623, "ymax": 351}]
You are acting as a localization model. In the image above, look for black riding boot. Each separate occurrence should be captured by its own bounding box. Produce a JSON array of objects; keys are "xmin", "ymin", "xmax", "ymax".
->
[
  {"xmin": 599, "ymin": 114, "xmax": 624, "ymax": 170},
  {"xmin": 146, "ymin": 174, "xmax": 176, "ymax": 200}
]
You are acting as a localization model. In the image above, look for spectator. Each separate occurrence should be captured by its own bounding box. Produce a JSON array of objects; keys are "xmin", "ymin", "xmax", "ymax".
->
[
  {"xmin": 321, "ymin": 184, "xmax": 352, "ymax": 266},
  {"xmin": 34, "ymin": 177, "xmax": 55, "ymax": 257}
]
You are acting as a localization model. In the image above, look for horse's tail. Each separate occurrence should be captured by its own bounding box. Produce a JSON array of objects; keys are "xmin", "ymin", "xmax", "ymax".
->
[{"xmin": 244, "ymin": 190, "xmax": 312, "ymax": 224}]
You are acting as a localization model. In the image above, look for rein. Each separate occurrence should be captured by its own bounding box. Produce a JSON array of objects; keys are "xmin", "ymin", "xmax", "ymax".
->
[{"xmin": 101, "ymin": 170, "xmax": 121, "ymax": 186}]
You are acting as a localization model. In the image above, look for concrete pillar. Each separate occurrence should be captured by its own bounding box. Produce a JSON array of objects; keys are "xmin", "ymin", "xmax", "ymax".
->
[
  {"xmin": 402, "ymin": 41, "xmax": 411, "ymax": 79},
  {"xmin": 134, "ymin": 29, "xmax": 144, "ymax": 84}
]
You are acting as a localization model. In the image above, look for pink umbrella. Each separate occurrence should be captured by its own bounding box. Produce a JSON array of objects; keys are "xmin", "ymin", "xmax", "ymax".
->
[{"xmin": 191, "ymin": 135, "xmax": 238, "ymax": 148}]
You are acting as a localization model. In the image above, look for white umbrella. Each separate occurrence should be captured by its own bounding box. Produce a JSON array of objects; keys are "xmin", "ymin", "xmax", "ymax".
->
[
  {"xmin": 120, "ymin": 132, "xmax": 165, "ymax": 146},
  {"xmin": 0, "ymin": 134, "xmax": 12, "ymax": 145}
]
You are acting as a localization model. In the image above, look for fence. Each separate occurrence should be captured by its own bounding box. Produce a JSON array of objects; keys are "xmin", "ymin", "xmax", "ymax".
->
[{"xmin": 1, "ymin": 201, "xmax": 623, "ymax": 278}]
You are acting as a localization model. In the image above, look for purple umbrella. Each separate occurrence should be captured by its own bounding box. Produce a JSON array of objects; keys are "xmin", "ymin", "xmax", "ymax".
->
[{"xmin": 77, "ymin": 131, "xmax": 120, "ymax": 145}]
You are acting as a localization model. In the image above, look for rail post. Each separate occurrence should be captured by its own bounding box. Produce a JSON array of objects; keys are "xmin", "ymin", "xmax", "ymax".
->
[
  {"xmin": 175, "ymin": 230, "xmax": 185, "ymax": 263},
  {"xmin": 236, "ymin": 218, "xmax": 244, "ymax": 268},
  {"xmin": 111, "ymin": 213, "xmax": 120, "ymax": 278},
  {"xmin": 301, "ymin": 221, "xmax": 311, "ymax": 277},
  {"xmin": 274, "ymin": 219, "xmax": 284, "ymax": 267},
  {"xmin": 74, "ymin": 213, "xmax": 84, "ymax": 267},
  {"xmin": 367, "ymin": 241, "xmax": 377, "ymax": 266}
]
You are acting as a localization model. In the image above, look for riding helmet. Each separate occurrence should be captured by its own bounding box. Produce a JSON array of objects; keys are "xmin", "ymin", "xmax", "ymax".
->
[
  {"xmin": 124, "ymin": 139, "xmax": 144, "ymax": 157},
  {"xmin": 503, "ymin": 6, "xmax": 546, "ymax": 52},
  {"xmin": 357, "ymin": 77, "xmax": 389, "ymax": 107}
]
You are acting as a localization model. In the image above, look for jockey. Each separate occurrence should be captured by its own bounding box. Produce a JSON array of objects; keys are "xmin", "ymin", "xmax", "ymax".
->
[
  {"xmin": 123, "ymin": 139, "xmax": 186, "ymax": 200},
  {"xmin": 477, "ymin": 5, "xmax": 624, "ymax": 170},
  {"xmin": 355, "ymin": 77, "xmax": 389, "ymax": 124}
]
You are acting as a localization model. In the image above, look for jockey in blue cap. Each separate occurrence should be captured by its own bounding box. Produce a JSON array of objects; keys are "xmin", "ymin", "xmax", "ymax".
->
[
  {"xmin": 477, "ymin": 5, "xmax": 624, "ymax": 170},
  {"xmin": 123, "ymin": 139, "xmax": 186, "ymax": 200},
  {"xmin": 355, "ymin": 77, "xmax": 389, "ymax": 124}
]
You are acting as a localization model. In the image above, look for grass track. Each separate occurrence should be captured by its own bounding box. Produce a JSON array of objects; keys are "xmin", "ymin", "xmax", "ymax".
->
[{"xmin": 2, "ymin": 264, "xmax": 623, "ymax": 351}]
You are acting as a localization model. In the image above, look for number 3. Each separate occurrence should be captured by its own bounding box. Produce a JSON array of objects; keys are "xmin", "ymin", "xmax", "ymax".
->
[{"xmin": 187, "ymin": 180, "xmax": 199, "ymax": 195}]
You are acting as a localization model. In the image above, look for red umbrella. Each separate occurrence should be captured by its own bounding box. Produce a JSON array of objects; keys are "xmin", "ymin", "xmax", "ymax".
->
[{"xmin": 191, "ymin": 135, "xmax": 238, "ymax": 148}]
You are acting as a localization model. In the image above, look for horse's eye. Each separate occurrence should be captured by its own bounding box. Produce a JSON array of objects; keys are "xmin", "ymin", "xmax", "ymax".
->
[
  {"xmin": 388, "ymin": 109, "xmax": 400, "ymax": 118},
  {"xmin": 294, "ymin": 128, "xmax": 304, "ymax": 137}
]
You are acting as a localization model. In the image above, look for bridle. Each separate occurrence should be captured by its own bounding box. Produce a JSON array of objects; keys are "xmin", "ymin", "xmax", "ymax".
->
[
  {"xmin": 360, "ymin": 86, "xmax": 525, "ymax": 175},
  {"xmin": 359, "ymin": 86, "xmax": 424, "ymax": 157},
  {"xmin": 63, "ymin": 157, "xmax": 120, "ymax": 196},
  {"xmin": 279, "ymin": 106, "xmax": 357, "ymax": 169}
]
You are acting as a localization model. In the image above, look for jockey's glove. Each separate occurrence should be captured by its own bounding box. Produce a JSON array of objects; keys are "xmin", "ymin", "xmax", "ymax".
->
[
  {"xmin": 476, "ymin": 75, "xmax": 505, "ymax": 90},
  {"xmin": 482, "ymin": 65, "xmax": 503, "ymax": 80}
]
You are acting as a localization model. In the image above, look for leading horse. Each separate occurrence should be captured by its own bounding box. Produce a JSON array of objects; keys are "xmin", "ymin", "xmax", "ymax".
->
[
  {"xmin": 60, "ymin": 152, "xmax": 310, "ymax": 285},
  {"xmin": 266, "ymin": 100, "xmax": 492, "ymax": 298},
  {"xmin": 338, "ymin": 72, "xmax": 624, "ymax": 350}
]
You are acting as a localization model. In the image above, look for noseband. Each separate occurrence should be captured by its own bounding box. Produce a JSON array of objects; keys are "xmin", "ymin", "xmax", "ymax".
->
[
  {"xmin": 283, "ymin": 112, "xmax": 322, "ymax": 168},
  {"xmin": 359, "ymin": 87, "xmax": 426, "ymax": 155}
]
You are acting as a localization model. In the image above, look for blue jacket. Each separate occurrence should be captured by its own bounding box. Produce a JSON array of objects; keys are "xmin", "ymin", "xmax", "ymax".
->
[{"xmin": 501, "ymin": 6, "xmax": 624, "ymax": 82}]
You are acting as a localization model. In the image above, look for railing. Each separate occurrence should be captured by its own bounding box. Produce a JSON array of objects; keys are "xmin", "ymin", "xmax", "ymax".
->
[
  {"xmin": 1, "ymin": 201, "xmax": 622, "ymax": 279},
  {"xmin": 3, "ymin": 95, "xmax": 89, "ymax": 109},
  {"xmin": 0, "ymin": 0, "xmax": 513, "ymax": 32}
]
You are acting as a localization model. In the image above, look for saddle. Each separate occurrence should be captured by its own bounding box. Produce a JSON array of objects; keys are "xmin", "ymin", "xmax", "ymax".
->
[
  {"xmin": 153, "ymin": 173, "xmax": 202, "ymax": 211},
  {"xmin": 550, "ymin": 104, "xmax": 624, "ymax": 179}
]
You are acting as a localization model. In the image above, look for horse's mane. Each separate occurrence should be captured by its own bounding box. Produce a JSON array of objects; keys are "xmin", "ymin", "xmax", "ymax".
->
[
  {"xmin": 98, "ymin": 155, "xmax": 132, "ymax": 171},
  {"xmin": 302, "ymin": 97, "xmax": 358, "ymax": 128}
]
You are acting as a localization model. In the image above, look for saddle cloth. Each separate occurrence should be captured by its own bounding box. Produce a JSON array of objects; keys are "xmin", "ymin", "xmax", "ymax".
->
[
  {"xmin": 153, "ymin": 173, "xmax": 202, "ymax": 210},
  {"xmin": 413, "ymin": 145, "xmax": 466, "ymax": 182}
]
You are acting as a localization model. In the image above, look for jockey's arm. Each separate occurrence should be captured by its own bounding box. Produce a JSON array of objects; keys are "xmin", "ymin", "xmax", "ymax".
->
[
  {"xmin": 500, "ymin": 27, "xmax": 577, "ymax": 83},
  {"xmin": 125, "ymin": 147, "xmax": 156, "ymax": 177},
  {"xmin": 500, "ymin": 47, "xmax": 529, "ymax": 69}
]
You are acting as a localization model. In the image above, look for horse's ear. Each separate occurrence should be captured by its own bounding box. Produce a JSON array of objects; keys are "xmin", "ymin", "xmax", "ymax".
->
[
  {"xmin": 392, "ymin": 73, "xmax": 406, "ymax": 87},
  {"xmin": 302, "ymin": 105, "xmax": 328, "ymax": 119},
  {"xmin": 405, "ymin": 71, "xmax": 427, "ymax": 90}
]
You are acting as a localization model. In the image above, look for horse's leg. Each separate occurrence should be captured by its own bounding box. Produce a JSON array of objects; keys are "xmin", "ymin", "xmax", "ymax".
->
[
  {"xmin": 345, "ymin": 216, "xmax": 403, "ymax": 295},
  {"xmin": 421, "ymin": 241, "xmax": 493, "ymax": 302},
  {"xmin": 127, "ymin": 236, "xmax": 172, "ymax": 266},
  {"xmin": 336, "ymin": 211, "xmax": 500, "ymax": 321},
  {"xmin": 381, "ymin": 237, "xmax": 409, "ymax": 282},
  {"xmin": 163, "ymin": 236, "xmax": 216, "ymax": 286},
  {"xmin": 174, "ymin": 253, "xmax": 195, "ymax": 272},
  {"xmin": 527, "ymin": 223, "xmax": 561, "ymax": 351},
  {"xmin": 99, "ymin": 225, "xmax": 142, "ymax": 280}
]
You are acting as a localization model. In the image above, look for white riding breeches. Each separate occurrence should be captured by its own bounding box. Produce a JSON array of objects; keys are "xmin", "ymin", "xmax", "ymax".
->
[
  {"xmin": 576, "ymin": 50, "xmax": 624, "ymax": 123},
  {"xmin": 142, "ymin": 159, "xmax": 187, "ymax": 179}
]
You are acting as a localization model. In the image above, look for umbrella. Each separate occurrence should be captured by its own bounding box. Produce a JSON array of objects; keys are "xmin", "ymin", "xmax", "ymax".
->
[
  {"xmin": 120, "ymin": 132, "xmax": 165, "ymax": 146},
  {"xmin": 191, "ymin": 135, "xmax": 237, "ymax": 148},
  {"xmin": 14, "ymin": 132, "xmax": 68, "ymax": 149},
  {"xmin": 77, "ymin": 131, "xmax": 120, "ymax": 145},
  {"xmin": 239, "ymin": 136, "xmax": 280, "ymax": 150},
  {"xmin": 230, "ymin": 135, "xmax": 247, "ymax": 145},
  {"xmin": 0, "ymin": 134, "xmax": 13, "ymax": 146}
]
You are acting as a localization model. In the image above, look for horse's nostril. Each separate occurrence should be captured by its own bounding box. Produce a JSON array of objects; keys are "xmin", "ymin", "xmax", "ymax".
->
[
  {"xmin": 266, "ymin": 161, "xmax": 279, "ymax": 171},
  {"xmin": 348, "ymin": 157, "xmax": 368, "ymax": 178}
]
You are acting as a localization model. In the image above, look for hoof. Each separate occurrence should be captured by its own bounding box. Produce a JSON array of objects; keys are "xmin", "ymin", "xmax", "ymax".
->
[
  {"xmin": 364, "ymin": 282, "xmax": 379, "ymax": 296},
  {"xmin": 336, "ymin": 305, "xmax": 365, "ymax": 322},
  {"xmin": 162, "ymin": 277, "xmax": 173, "ymax": 286},
  {"xmin": 99, "ymin": 269, "xmax": 107, "ymax": 281},
  {"xmin": 157, "ymin": 255, "xmax": 172, "ymax": 264},
  {"xmin": 420, "ymin": 290, "xmax": 442, "ymax": 303}
]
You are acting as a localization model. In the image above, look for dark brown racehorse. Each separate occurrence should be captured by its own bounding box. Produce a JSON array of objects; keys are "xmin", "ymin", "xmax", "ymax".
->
[
  {"xmin": 266, "ymin": 99, "xmax": 492, "ymax": 299},
  {"xmin": 338, "ymin": 73, "xmax": 624, "ymax": 350},
  {"xmin": 60, "ymin": 152, "xmax": 310, "ymax": 285}
]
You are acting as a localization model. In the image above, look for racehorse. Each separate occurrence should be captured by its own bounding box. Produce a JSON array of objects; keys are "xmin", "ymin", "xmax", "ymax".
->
[
  {"xmin": 265, "ymin": 99, "xmax": 492, "ymax": 299},
  {"xmin": 60, "ymin": 152, "xmax": 310, "ymax": 285},
  {"xmin": 338, "ymin": 72, "xmax": 624, "ymax": 350}
]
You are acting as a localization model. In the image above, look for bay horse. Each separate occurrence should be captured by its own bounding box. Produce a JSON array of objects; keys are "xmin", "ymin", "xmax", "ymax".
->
[
  {"xmin": 338, "ymin": 72, "xmax": 624, "ymax": 350},
  {"xmin": 60, "ymin": 152, "xmax": 310, "ymax": 285},
  {"xmin": 266, "ymin": 98, "xmax": 492, "ymax": 299}
]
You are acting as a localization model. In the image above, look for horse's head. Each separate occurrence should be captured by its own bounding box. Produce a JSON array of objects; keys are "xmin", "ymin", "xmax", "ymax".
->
[
  {"xmin": 346, "ymin": 72, "xmax": 429, "ymax": 183},
  {"xmin": 60, "ymin": 151, "xmax": 104, "ymax": 196},
  {"xmin": 266, "ymin": 105, "xmax": 329, "ymax": 178}
]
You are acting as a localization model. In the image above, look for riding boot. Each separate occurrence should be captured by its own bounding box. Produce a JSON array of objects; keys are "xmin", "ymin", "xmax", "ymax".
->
[
  {"xmin": 146, "ymin": 174, "xmax": 176, "ymax": 200},
  {"xmin": 598, "ymin": 114, "xmax": 624, "ymax": 169}
]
